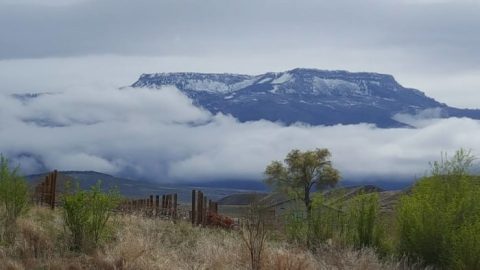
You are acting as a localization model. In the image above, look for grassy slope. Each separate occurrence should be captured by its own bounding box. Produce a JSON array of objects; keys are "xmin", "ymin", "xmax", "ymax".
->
[{"xmin": 0, "ymin": 207, "xmax": 420, "ymax": 270}]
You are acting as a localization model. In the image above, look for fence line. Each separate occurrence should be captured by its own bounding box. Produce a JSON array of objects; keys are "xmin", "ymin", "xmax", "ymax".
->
[
  {"xmin": 118, "ymin": 193, "xmax": 182, "ymax": 219},
  {"xmin": 30, "ymin": 172, "xmax": 237, "ymax": 228},
  {"xmin": 32, "ymin": 170, "xmax": 57, "ymax": 209}
]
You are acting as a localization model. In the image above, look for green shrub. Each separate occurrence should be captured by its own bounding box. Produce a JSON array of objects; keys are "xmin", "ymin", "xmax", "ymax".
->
[
  {"xmin": 63, "ymin": 181, "xmax": 120, "ymax": 252},
  {"xmin": 283, "ymin": 195, "xmax": 344, "ymax": 248},
  {"xmin": 452, "ymin": 219, "xmax": 480, "ymax": 270},
  {"xmin": 0, "ymin": 155, "xmax": 30, "ymax": 244},
  {"xmin": 397, "ymin": 149, "xmax": 480, "ymax": 269},
  {"xmin": 284, "ymin": 200, "xmax": 308, "ymax": 245},
  {"xmin": 284, "ymin": 192, "xmax": 384, "ymax": 252},
  {"xmin": 309, "ymin": 193, "xmax": 346, "ymax": 246},
  {"xmin": 346, "ymin": 193, "xmax": 383, "ymax": 250}
]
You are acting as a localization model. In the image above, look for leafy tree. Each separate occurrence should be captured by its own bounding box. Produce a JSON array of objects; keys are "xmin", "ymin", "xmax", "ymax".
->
[
  {"xmin": 0, "ymin": 155, "xmax": 30, "ymax": 244},
  {"xmin": 264, "ymin": 148, "xmax": 340, "ymax": 217}
]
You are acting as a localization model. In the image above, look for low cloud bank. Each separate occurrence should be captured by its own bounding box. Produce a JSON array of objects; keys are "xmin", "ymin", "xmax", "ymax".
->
[{"xmin": 0, "ymin": 86, "xmax": 479, "ymax": 183}]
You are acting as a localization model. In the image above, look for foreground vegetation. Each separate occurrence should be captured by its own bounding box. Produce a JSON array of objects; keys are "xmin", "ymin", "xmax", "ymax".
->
[
  {"xmin": 0, "ymin": 149, "xmax": 479, "ymax": 269},
  {"xmin": 266, "ymin": 148, "xmax": 480, "ymax": 270},
  {"xmin": 0, "ymin": 207, "xmax": 420, "ymax": 270}
]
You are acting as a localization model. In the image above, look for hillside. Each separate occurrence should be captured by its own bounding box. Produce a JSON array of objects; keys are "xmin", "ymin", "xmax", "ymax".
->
[
  {"xmin": 26, "ymin": 171, "xmax": 260, "ymax": 202},
  {"xmin": 217, "ymin": 184, "xmax": 405, "ymax": 213},
  {"xmin": 217, "ymin": 192, "xmax": 268, "ymax": 205}
]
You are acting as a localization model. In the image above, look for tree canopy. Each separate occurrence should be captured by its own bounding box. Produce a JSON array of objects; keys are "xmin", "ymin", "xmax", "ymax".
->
[{"xmin": 264, "ymin": 148, "xmax": 340, "ymax": 213}]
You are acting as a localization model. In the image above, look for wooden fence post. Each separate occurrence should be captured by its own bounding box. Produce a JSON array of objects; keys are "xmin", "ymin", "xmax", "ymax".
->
[
  {"xmin": 173, "ymin": 193, "xmax": 177, "ymax": 219},
  {"xmin": 165, "ymin": 194, "xmax": 170, "ymax": 217},
  {"xmin": 44, "ymin": 175, "xmax": 50, "ymax": 207},
  {"xmin": 38, "ymin": 182, "xmax": 43, "ymax": 205},
  {"xmin": 197, "ymin": 191, "xmax": 203, "ymax": 226},
  {"xmin": 203, "ymin": 196, "xmax": 207, "ymax": 226},
  {"xmin": 149, "ymin": 195, "xmax": 154, "ymax": 216},
  {"xmin": 50, "ymin": 170, "xmax": 57, "ymax": 210},
  {"xmin": 192, "ymin": 190, "xmax": 196, "ymax": 225},
  {"xmin": 161, "ymin": 195, "xmax": 166, "ymax": 215}
]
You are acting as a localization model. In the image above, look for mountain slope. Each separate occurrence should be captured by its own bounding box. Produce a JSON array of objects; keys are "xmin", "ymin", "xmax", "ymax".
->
[{"xmin": 131, "ymin": 68, "xmax": 480, "ymax": 128}]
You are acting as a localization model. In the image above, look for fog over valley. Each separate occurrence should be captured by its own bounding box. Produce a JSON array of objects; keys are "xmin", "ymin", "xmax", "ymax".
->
[{"xmin": 1, "ymin": 82, "xmax": 479, "ymax": 184}]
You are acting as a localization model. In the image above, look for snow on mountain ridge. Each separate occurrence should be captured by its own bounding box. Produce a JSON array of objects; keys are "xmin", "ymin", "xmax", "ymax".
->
[{"xmin": 133, "ymin": 68, "xmax": 401, "ymax": 96}]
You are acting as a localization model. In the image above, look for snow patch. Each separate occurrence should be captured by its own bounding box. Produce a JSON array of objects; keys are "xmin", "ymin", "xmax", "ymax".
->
[
  {"xmin": 312, "ymin": 77, "xmax": 361, "ymax": 95},
  {"xmin": 183, "ymin": 78, "xmax": 256, "ymax": 93},
  {"xmin": 184, "ymin": 79, "xmax": 230, "ymax": 93},
  {"xmin": 272, "ymin": 73, "xmax": 293, "ymax": 84},
  {"xmin": 269, "ymin": 85, "xmax": 279, "ymax": 94},
  {"xmin": 257, "ymin": 77, "xmax": 272, "ymax": 84},
  {"xmin": 229, "ymin": 78, "xmax": 257, "ymax": 91}
]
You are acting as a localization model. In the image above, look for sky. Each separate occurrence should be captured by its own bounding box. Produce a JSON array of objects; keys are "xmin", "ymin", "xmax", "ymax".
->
[{"xmin": 0, "ymin": 0, "xmax": 479, "ymax": 184}]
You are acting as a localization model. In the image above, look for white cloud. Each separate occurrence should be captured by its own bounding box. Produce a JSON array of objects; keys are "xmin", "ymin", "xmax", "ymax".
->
[{"xmin": 1, "ymin": 84, "xmax": 479, "ymax": 184}]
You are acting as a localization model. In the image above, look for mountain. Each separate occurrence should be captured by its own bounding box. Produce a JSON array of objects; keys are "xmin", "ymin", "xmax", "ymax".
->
[{"xmin": 131, "ymin": 68, "xmax": 480, "ymax": 128}]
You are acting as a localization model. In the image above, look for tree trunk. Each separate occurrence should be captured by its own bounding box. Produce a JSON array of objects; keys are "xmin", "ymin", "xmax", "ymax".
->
[
  {"xmin": 304, "ymin": 184, "xmax": 312, "ymax": 218},
  {"xmin": 304, "ymin": 184, "xmax": 315, "ymax": 249}
]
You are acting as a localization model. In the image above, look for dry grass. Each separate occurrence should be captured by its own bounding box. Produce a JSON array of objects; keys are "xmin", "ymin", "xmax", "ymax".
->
[{"xmin": 0, "ymin": 206, "xmax": 424, "ymax": 270}]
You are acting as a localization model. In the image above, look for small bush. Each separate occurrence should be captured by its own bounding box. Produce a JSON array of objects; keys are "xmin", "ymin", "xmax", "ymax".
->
[
  {"xmin": 0, "ymin": 155, "xmax": 30, "ymax": 244},
  {"xmin": 240, "ymin": 200, "xmax": 269, "ymax": 270},
  {"xmin": 63, "ymin": 181, "xmax": 120, "ymax": 252}
]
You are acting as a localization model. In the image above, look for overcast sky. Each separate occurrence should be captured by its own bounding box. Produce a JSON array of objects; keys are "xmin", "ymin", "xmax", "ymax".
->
[
  {"xmin": 1, "ymin": 0, "xmax": 479, "ymax": 107},
  {"xmin": 0, "ymin": 0, "xmax": 479, "ymax": 183}
]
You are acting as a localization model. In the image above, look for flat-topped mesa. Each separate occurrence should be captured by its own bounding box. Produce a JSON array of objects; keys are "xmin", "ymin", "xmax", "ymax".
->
[
  {"xmin": 129, "ymin": 68, "xmax": 480, "ymax": 128},
  {"xmin": 131, "ymin": 68, "xmax": 405, "ymax": 96}
]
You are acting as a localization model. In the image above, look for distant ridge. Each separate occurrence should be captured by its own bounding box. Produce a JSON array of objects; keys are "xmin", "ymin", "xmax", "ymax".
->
[{"xmin": 25, "ymin": 171, "xmax": 263, "ymax": 202}]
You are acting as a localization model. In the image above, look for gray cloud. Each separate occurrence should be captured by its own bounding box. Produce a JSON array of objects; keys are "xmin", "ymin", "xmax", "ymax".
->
[
  {"xmin": 1, "ymin": 84, "xmax": 479, "ymax": 183},
  {"xmin": 1, "ymin": 0, "xmax": 479, "ymax": 69}
]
